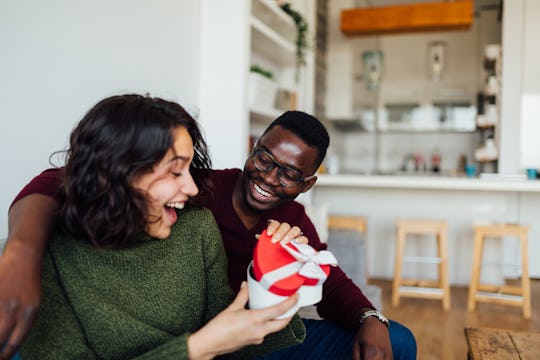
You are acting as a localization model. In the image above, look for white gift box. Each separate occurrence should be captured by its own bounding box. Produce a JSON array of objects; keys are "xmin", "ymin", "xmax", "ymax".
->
[{"xmin": 247, "ymin": 261, "xmax": 323, "ymax": 319}]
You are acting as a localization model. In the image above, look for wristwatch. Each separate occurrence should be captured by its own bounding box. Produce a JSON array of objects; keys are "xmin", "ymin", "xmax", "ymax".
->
[{"xmin": 359, "ymin": 310, "xmax": 389, "ymax": 328}]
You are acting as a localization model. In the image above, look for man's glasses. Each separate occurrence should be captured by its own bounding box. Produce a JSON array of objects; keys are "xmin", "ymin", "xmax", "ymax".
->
[{"xmin": 251, "ymin": 148, "xmax": 315, "ymax": 188}]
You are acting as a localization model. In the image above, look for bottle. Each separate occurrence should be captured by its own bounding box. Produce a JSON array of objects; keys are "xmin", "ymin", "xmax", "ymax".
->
[
  {"xmin": 414, "ymin": 154, "xmax": 425, "ymax": 172},
  {"xmin": 431, "ymin": 148, "xmax": 441, "ymax": 173},
  {"xmin": 402, "ymin": 154, "xmax": 415, "ymax": 172},
  {"xmin": 458, "ymin": 154, "xmax": 467, "ymax": 175}
]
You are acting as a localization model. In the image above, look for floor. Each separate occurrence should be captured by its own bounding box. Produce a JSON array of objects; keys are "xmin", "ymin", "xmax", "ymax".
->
[{"xmin": 370, "ymin": 278, "xmax": 540, "ymax": 360}]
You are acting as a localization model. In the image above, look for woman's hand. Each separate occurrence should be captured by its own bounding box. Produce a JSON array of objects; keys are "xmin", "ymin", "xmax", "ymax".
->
[
  {"xmin": 187, "ymin": 281, "xmax": 298, "ymax": 360},
  {"xmin": 263, "ymin": 220, "xmax": 308, "ymax": 245}
]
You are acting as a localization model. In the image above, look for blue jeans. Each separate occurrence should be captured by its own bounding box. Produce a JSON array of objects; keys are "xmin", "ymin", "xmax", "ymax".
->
[
  {"xmin": 258, "ymin": 318, "xmax": 416, "ymax": 359},
  {"xmin": 0, "ymin": 344, "xmax": 20, "ymax": 360}
]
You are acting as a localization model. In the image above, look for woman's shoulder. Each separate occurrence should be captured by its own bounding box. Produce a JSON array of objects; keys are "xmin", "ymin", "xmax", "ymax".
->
[
  {"xmin": 178, "ymin": 205, "xmax": 215, "ymax": 223},
  {"xmin": 169, "ymin": 206, "xmax": 224, "ymax": 259},
  {"xmin": 172, "ymin": 206, "xmax": 220, "ymax": 239}
]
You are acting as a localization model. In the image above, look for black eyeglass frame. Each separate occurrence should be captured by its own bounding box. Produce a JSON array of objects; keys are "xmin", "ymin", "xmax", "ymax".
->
[{"xmin": 250, "ymin": 147, "xmax": 316, "ymax": 188}]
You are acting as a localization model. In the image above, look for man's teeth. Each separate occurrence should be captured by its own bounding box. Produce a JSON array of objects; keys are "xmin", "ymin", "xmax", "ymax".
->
[
  {"xmin": 166, "ymin": 202, "xmax": 185, "ymax": 209},
  {"xmin": 254, "ymin": 183, "xmax": 271, "ymax": 197}
]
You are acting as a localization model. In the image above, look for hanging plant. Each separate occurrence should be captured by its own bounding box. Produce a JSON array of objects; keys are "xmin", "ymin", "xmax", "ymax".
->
[{"xmin": 280, "ymin": 3, "xmax": 309, "ymax": 81}]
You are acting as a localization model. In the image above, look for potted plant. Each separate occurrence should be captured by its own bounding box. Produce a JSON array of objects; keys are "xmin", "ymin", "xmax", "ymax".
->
[{"xmin": 248, "ymin": 64, "xmax": 277, "ymax": 111}]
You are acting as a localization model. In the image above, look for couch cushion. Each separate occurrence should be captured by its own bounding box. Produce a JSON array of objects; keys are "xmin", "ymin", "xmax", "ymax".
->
[{"xmin": 327, "ymin": 229, "xmax": 368, "ymax": 288}]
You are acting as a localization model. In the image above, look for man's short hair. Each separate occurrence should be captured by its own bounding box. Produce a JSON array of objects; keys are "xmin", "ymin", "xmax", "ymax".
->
[{"xmin": 264, "ymin": 111, "xmax": 330, "ymax": 167}]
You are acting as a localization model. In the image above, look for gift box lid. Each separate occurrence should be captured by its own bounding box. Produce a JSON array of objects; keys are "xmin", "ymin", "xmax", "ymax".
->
[{"xmin": 253, "ymin": 230, "xmax": 332, "ymax": 296}]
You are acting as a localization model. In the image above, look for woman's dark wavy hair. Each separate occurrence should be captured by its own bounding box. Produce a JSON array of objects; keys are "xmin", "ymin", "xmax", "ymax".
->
[{"xmin": 59, "ymin": 94, "xmax": 211, "ymax": 248}]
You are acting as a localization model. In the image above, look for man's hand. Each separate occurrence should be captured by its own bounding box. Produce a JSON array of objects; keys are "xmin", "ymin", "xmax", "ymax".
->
[
  {"xmin": 353, "ymin": 316, "xmax": 393, "ymax": 360},
  {"xmin": 262, "ymin": 219, "xmax": 308, "ymax": 245},
  {"xmin": 0, "ymin": 194, "xmax": 60, "ymax": 359},
  {"xmin": 0, "ymin": 242, "xmax": 43, "ymax": 360}
]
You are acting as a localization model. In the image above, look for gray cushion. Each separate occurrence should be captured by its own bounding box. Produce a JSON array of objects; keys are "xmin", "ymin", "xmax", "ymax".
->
[
  {"xmin": 327, "ymin": 229, "xmax": 368, "ymax": 288},
  {"xmin": 327, "ymin": 229, "xmax": 383, "ymax": 310}
]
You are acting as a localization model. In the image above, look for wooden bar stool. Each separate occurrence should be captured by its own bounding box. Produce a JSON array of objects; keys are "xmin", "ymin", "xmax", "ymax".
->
[
  {"xmin": 392, "ymin": 219, "xmax": 450, "ymax": 310},
  {"xmin": 328, "ymin": 215, "xmax": 367, "ymax": 234},
  {"xmin": 467, "ymin": 223, "xmax": 531, "ymax": 319}
]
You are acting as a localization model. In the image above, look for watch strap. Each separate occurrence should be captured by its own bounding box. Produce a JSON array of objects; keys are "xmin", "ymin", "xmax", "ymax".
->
[{"xmin": 359, "ymin": 310, "xmax": 389, "ymax": 328}]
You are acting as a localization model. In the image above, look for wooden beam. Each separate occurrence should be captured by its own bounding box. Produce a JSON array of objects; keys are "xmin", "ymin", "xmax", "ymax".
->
[{"xmin": 341, "ymin": 0, "xmax": 474, "ymax": 37}]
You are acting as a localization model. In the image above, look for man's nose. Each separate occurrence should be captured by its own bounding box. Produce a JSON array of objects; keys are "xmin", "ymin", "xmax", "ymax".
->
[{"xmin": 260, "ymin": 165, "xmax": 281, "ymax": 186}]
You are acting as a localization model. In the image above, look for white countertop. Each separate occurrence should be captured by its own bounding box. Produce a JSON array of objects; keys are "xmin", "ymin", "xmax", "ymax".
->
[{"xmin": 315, "ymin": 174, "xmax": 540, "ymax": 192}]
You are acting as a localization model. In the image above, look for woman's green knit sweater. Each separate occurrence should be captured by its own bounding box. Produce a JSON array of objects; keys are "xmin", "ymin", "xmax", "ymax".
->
[{"xmin": 20, "ymin": 206, "xmax": 305, "ymax": 359}]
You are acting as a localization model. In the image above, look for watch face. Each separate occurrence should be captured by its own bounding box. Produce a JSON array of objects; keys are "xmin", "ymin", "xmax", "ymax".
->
[{"xmin": 378, "ymin": 312, "xmax": 389, "ymax": 325}]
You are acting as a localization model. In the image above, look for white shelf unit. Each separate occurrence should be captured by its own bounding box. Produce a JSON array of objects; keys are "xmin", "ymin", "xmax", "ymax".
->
[
  {"xmin": 250, "ymin": 0, "xmax": 296, "ymax": 65},
  {"xmin": 248, "ymin": 0, "xmax": 314, "ymax": 139},
  {"xmin": 475, "ymin": 44, "xmax": 502, "ymax": 172},
  {"xmin": 250, "ymin": 16, "xmax": 295, "ymax": 66},
  {"xmin": 198, "ymin": 0, "xmax": 313, "ymax": 169}
]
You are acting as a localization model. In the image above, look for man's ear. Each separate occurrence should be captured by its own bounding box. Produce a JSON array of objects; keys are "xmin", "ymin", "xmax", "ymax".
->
[{"xmin": 300, "ymin": 176, "xmax": 317, "ymax": 193}]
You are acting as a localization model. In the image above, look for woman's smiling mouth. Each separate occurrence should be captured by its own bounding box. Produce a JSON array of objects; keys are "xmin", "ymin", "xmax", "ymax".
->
[{"xmin": 166, "ymin": 202, "xmax": 185, "ymax": 209}]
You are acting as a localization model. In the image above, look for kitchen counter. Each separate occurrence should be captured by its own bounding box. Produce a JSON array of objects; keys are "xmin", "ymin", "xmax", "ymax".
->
[
  {"xmin": 315, "ymin": 174, "xmax": 540, "ymax": 192},
  {"xmin": 309, "ymin": 173, "xmax": 540, "ymax": 284}
]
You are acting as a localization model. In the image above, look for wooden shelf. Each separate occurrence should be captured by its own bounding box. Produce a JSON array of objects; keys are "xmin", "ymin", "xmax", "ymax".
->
[
  {"xmin": 252, "ymin": 0, "xmax": 295, "ymax": 31},
  {"xmin": 476, "ymin": 158, "xmax": 498, "ymax": 163},
  {"xmin": 250, "ymin": 16, "xmax": 295, "ymax": 66},
  {"xmin": 341, "ymin": 0, "xmax": 473, "ymax": 36},
  {"xmin": 250, "ymin": 0, "xmax": 296, "ymax": 66},
  {"xmin": 476, "ymin": 124, "xmax": 496, "ymax": 130}
]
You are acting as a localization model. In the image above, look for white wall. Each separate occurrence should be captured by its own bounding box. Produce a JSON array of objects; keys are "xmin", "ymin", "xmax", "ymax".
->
[
  {"xmin": 199, "ymin": 1, "xmax": 250, "ymax": 170},
  {"xmin": 499, "ymin": 0, "xmax": 540, "ymax": 173},
  {"xmin": 519, "ymin": 1, "xmax": 540, "ymax": 169},
  {"xmin": 326, "ymin": 0, "xmax": 356, "ymax": 119},
  {"xmin": 324, "ymin": 2, "xmax": 500, "ymax": 175},
  {"xmin": 0, "ymin": 0, "xmax": 203, "ymax": 239},
  {"xmin": 498, "ymin": 0, "xmax": 524, "ymax": 174},
  {"xmin": 518, "ymin": 0, "xmax": 540, "ymax": 277}
]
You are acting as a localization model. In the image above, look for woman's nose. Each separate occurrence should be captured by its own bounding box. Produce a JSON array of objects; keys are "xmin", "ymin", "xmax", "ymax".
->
[{"xmin": 182, "ymin": 172, "xmax": 199, "ymax": 196}]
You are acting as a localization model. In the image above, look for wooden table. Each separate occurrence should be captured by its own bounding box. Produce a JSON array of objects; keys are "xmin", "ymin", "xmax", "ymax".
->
[{"xmin": 465, "ymin": 327, "xmax": 540, "ymax": 359}]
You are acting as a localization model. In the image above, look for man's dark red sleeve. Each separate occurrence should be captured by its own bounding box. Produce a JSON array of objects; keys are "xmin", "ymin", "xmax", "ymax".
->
[{"xmin": 10, "ymin": 168, "xmax": 63, "ymax": 210}]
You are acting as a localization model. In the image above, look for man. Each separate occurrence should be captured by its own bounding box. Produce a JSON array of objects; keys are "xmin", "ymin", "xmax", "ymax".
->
[{"xmin": 0, "ymin": 111, "xmax": 415, "ymax": 359}]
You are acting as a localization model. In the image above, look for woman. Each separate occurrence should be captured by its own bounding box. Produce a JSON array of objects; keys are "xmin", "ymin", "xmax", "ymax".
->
[{"xmin": 19, "ymin": 94, "xmax": 305, "ymax": 359}]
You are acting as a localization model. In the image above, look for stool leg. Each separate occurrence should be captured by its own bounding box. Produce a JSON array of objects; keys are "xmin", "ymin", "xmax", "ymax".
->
[
  {"xmin": 520, "ymin": 231, "xmax": 531, "ymax": 319},
  {"xmin": 438, "ymin": 229, "xmax": 451, "ymax": 310},
  {"xmin": 392, "ymin": 226, "xmax": 405, "ymax": 307},
  {"xmin": 468, "ymin": 230, "xmax": 483, "ymax": 311}
]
